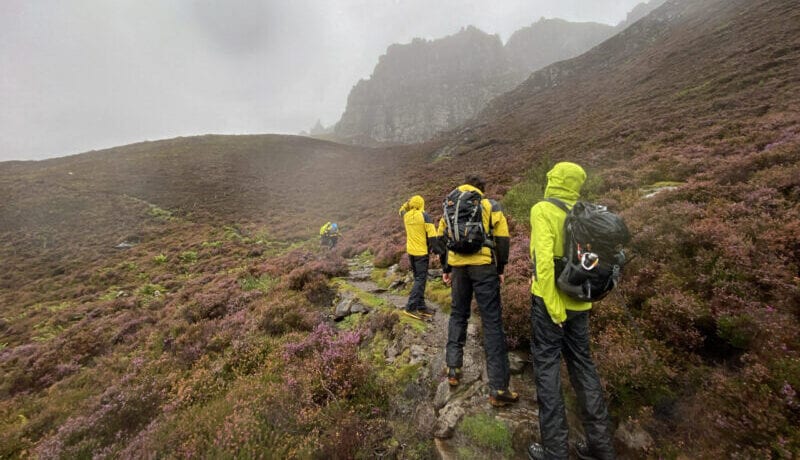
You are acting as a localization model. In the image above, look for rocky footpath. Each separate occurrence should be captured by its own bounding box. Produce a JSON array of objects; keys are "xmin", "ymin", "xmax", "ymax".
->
[
  {"xmin": 337, "ymin": 257, "xmax": 654, "ymax": 458},
  {"xmin": 338, "ymin": 258, "xmax": 539, "ymax": 458}
]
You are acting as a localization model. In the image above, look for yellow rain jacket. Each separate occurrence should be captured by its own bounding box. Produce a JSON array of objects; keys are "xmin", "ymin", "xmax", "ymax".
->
[
  {"xmin": 530, "ymin": 162, "xmax": 592, "ymax": 324},
  {"xmin": 438, "ymin": 184, "xmax": 510, "ymax": 273},
  {"xmin": 399, "ymin": 195, "xmax": 438, "ymax": 256},
  {"xmin": 320, "ymin": 222, "xmax": 339, "ymax": 236}
]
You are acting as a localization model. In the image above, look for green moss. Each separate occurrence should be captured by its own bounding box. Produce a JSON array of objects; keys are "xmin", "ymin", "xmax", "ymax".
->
[
  {"xmin": 99, "ymin": 287, "xmax": 123, "ymax": 301},
  {"xmin": 148, "ymin": 205, "xmax": 173, "ymax": 221},
  {"xmin": 138, "ymin": 283, "xmax": 165, "ymax": 298},
  {"xmin": 153, "ymin": 253, "xmax": 168, "ymax": 264},
  {"xmin": 179, "ymin": 250, "xmax": 198, "ymax": 263},
  {"xmin": 425, "ymin": 278, "xmax": 451, "ymax": 313},
  {"xmin": 32, "ymin": 321, "xmax": 64, "ymax": 342},
  {"xmin": 370, "ymin": 267, "xmax": 391, "ymax": 288},
  {"xmin": 337, "ymin": 312, "xmax": 367, "ymax": 330},
  {"xmin": 398, "ymin": 312, "xmax": 427, "ymax": 333},
  {"xmin": 459, "ymin": 413, "xmax": 513, "ymax": 456},
  {"xmin": 238, "ymin": 274, "xmax": 276, "ymax": 293},
  {"xmin": 332, "ymin": 279, "xmax": 390, "ymax": 310},
  {"xmin": 457, "ymin": 447, "xmax": 480, "ymax": 459},
  {"xmin": 120, "ymin": 261, "xmax": 139, "ymax": 271},
  {"xmin": 201, "ymin": 241, "xmax": 222, "ymax": 248},
  {"xmin": 502, "ymin": 156, "xmax": 553, "ymax": 224},
  {"xmin": 47, "ymin": 301, "xmax": 71, "ymax": 312},
  {"xmin": 717, "ymin": 314, "xmax": 756, "ymax": 350}
]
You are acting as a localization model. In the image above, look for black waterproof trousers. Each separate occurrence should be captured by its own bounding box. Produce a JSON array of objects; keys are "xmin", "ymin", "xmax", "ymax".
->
[
  {"xmin": 531, "ymin": 295, "xmax": 616, "ymax": 460},
  {"xmin": 446, "ymin": 264, "xmax": 510, "ymax": 391},
  {"xmin": 406, "ymin": 255, "xmax": 429, "ymax": 310}
]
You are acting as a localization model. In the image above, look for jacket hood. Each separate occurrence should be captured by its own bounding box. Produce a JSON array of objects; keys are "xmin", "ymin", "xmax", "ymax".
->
[
  {"xmin": 544, "ymin": 162, "xmax": 586, "ymax": 201},
  {"xmin": 458, "ymin": 184, "xmax": 484, "ymax": 195},
  {"xmin": 408, "ymin": 195, "xmax": 425, "ymax": 210}
]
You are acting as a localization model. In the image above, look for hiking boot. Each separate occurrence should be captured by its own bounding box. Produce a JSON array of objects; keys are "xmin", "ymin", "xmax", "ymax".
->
[
  {"xmin": 402, "ymin": 309, "xmax": 424, "ymax": 321},
  {"xmin": 527, "ymin": 442, "xmax": 545, "ymax": 460},
  {"xmin": 489, "ymin": 388, "xmax": 519, "ymax": 407},
  {"xmin": 447, "ymin": 367, "xmax": 461, "ymax": 386},
  {"xmin": 573, "ymin": 440, "xmax": 595, "ymax": 460},
  {"xmin": 416, "ymin": 306, "xmax": 436, "ymax": 317}
]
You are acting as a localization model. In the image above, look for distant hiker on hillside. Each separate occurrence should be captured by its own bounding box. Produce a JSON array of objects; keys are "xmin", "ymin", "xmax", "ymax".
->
[
  {"xmin": 398, "ymin": 195, "xmax": 440, "ymax": 319},
  {"xmin": 439, "ymin": 174, "xmax": 518, "ymax": 407},
  {"xmin": 319, "ymin": 222, "xmax": 340, "ymax": 249},
  {"xmin": 527, "ymin": 162, "xmax": 616, "ymax": 460}
]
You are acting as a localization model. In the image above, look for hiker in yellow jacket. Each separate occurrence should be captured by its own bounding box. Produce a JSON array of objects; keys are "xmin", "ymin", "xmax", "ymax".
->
[
  {"xmin": 527, "ymin": 162, "xmax": 615, "ymax": 460},
  {"xmin": 399, "ymin": 195, "xmax": 439, "ymax": 317},
  {"xmin": 438, "ymin": 174, "xmax": 518, "ymax": 407},
  {"xmin": 319, "ymin": 222, "xmax": 340, "ymax": 249}
]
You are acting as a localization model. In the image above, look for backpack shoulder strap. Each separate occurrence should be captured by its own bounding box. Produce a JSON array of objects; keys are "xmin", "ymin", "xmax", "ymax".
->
[{"xmin": 544, "ymin": 197, "xmax": 570, "ymax": 214}]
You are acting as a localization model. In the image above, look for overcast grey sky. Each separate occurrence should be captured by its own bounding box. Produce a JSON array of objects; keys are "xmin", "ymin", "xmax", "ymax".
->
[{"xmin": 1, "ymin": 0, "xmax": 644, "ymax": 161}]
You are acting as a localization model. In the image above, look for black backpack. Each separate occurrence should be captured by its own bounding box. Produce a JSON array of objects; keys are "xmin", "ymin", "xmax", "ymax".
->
[
  {"xmin": 442, "ymin": 188, "xmax": 493, "ymax": 254},
  {"xmin": 546, "ymin": 198, "xmax": 630, "ymax": 302}
]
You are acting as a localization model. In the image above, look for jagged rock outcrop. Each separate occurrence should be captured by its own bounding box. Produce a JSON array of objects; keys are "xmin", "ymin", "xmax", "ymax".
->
[
  {"xmin": 505, "ymin": 18, "xmax": 615, "ymax": 76},
  {"xmin": 335, "ymin": 26, "xmax": 523, "ymax": 144},
  {"xmin": 334, "ymin": 1, "xmax": 667, "ymax": 145}
]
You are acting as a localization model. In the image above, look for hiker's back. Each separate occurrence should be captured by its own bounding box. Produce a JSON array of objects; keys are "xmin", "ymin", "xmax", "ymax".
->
[{"xmin": 439, "ymin": 184, "xmax": 508, "ymax": 268}]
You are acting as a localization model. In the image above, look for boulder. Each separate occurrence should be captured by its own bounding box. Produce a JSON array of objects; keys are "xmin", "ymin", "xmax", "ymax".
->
[
  {"xmin": 615, "ymin": 418, "xmax": 654, "ymax": 453},
  {"xmin": 509, "ymin": 350, "xmax": 529, "ymax": 375},
  {"xmin": 434, "ymin": 380, "xmax": 451, "ymax": 410},
  {"xmin": 413, "ymin": 403, "xmax": 437, "ymax": 434},
  {"xmin": 409, "ymin": 344, "xmax": 427, "ymax": 365},
  {"xmin": 434, "ymin": 403, "xmax": 465, "ymax": 439},
  {"xmin": 333, "ymin": 293, "xmax": 356, "ymax": 320}
]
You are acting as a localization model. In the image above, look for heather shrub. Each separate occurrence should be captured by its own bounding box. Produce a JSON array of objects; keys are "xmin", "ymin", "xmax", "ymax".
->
[
  {"xmin": 282, "ymin": 324, "xmax": 369, "ymax": 405},
  {"xmin": 501, "ymin": 280, "xmax": 531, "ymax": 349},
  {"xmin": 316, "ymin": 410, "xmax": 392, "ymax": 459},
  {"xmin": 373, "ymin": 242, "xmax": 403, "ymax": 269},
  {"xmin": 690, "ymin": 355, "xmax": 800, "ymax": 457},
  {"xmin": 35, "ymin": 359, "xmax": 169, "ymax": 458},
  {"xmin": 301, "ymin": 272, "xmax": 335, "ymax": 306},
  {"xmin": 714, "ymin": 313, "xmax": 759, "ymax": 353},
  {"xmin": 359, "ymin": 310, "xmax": 400, "ymax": 339},
  {"xmin": 641, "ymin": 288, "xmax": 705, "ymax": 352},
  {"xmin": 286, "ymin": 257, "xmax": 348, "ymax": 291},
  {"xmin": 592, "ymin": 314, "xmax": 677, "ymax": 417},
  {"xmin": 398, "ymin": 252, "xmax": 411, "ymax": 271},
  {"xmin": 257, "ymin": 297, "xmax": 319, "ymax": 336}
]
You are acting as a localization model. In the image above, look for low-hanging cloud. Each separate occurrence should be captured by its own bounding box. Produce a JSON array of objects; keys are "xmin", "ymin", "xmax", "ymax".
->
[{"xmin": 1, "ymin": 0, "xmax": 644, "ymax": 161}]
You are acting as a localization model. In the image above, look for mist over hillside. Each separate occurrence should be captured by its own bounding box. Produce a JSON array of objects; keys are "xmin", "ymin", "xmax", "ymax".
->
[
  {"xmin": 1, "ymin": 0, "xmax": 799, "ymax": 457},
  {"xmin": 333, "ymin": 0, "xmax": 666, "ymax": 145}
]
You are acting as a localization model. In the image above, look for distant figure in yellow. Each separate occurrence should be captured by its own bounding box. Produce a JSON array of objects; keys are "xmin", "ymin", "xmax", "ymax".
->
[{"xmin": 319, "ymin": 222, "xmax": 340, "ymax": 249}]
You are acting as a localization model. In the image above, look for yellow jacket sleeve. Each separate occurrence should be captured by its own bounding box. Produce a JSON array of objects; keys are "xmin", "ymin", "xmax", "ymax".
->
[{"xmin": 531, "ymin": 204, "xmax": 567, "ymax": 324}]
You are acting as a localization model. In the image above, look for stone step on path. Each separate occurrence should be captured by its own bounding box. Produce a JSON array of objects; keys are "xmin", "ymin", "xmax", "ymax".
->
[{"xmin": 342, "ymin": 258, "xmax": 543, "ymax": 459}]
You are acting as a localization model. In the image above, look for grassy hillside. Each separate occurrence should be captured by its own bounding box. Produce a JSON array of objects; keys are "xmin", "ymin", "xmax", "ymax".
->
[
  {"xmin": 392, "ymin": 0, "xmax": 798, "ymax": 456},
  {"xmin": 1, "ymin": 0, "xmax": 799, "ymax": 457},
  {"xmin": 0, "ymin": 135, "xmax": 436, "ymax": 458}
]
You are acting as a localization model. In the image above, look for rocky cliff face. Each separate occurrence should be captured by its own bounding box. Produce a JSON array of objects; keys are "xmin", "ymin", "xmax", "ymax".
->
[
  {"xmin": 334, "ymin": 1, "xmax": 668, "ymax": 145},
  {"xmin": 335, "ymin": 27, "xmax": 522, "ymax": 144},
  {"xmin": 505, "ymin": 18, "xmax": 615, "ymax": 75}
]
